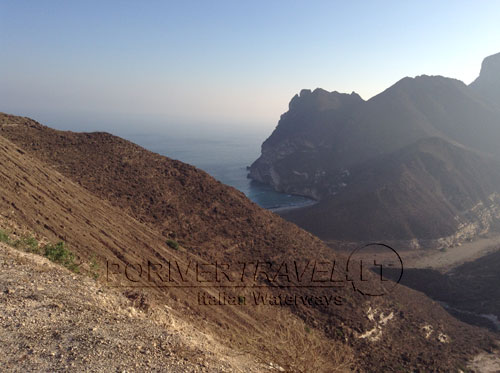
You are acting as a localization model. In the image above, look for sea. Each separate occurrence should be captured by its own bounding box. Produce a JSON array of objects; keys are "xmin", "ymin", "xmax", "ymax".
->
[{"xmin": 123, "ymin": 130, "xmax": 315, "ymax": 211}]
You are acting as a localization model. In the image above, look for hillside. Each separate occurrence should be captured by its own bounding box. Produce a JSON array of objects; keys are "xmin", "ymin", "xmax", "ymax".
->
[
  {"xmin": 0, "ymin": 114, "xmax": 497, "ymax": 371},
  {"xmin": 0, "ymin": 118, "xmax": 356, "ymax": 372},
  {"xmin": 0, "ymin": 241, "xmax": 258, "ymax": 372},
  {"xmin": 249, "ymin": 52, "xmax": 500, "ymax": 244},
  {"xmin": 281, "ymin": 137, "xmax": 500, "ymax": 246}
]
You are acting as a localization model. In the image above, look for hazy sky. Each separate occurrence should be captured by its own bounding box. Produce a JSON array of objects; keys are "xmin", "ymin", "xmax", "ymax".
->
[{"xmin": 1, "ymin": 0, "xmax": 500, "ymax": 135}]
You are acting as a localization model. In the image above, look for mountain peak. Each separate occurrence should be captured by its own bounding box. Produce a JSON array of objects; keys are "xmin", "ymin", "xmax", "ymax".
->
[
  {"xmin": 470, "ymin": 51, "xmax": 500, "ymax": 104},
  {"xmin": 289, "ymin": 88, "xmax": 364, "ymax": 111},
  {"xmin": 477, "ymin": 52, "xmax": 500, "ymax": 79}
]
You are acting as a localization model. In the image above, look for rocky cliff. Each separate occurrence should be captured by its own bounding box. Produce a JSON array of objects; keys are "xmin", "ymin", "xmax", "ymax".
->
[
  {"xmin": 250, "ymin": 52, "xmax": 500, "ymax": 245},
  {"xmin": 470, "ymin": 51, "xmax": 500, "ymax": 107}
]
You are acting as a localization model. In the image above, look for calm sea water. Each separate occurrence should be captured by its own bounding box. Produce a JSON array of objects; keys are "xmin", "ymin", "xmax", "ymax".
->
[{"xmin": 124, "ymin": 131, "xmax": 315, "ymax": 210}]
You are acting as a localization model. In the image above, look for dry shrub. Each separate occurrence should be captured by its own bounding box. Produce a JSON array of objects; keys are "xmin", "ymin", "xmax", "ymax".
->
[{"xmin": 244, "ymin": 310, "xmax": 355, "ymax": 372}]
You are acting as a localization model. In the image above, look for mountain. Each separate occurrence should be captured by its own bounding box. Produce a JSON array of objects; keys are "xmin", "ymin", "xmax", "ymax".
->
[
  {"xmin": 249, "ymin": 53, "xmax": 500, "ymax": 245},
  {"xmin": 470, "ymin": 52, "xmax": 500, "ymax": 107},
  {"xmin": 1, "ymin": 112, "xmax": 497, "ymax": 371},
  {"xmin": 282, "ymin": 137, "xmax": 500, "ymax": 245}
]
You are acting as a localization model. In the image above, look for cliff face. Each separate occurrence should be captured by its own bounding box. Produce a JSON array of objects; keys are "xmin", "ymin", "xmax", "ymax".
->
[
  {"xmin": 249, "ymin": 53, "xmax": 500, "ymax": 244},
  {"xmin": 249, "ymin": 89, "xmax": 365, "ymax": 199},
  {"xmin": 470, "ymin": 52, "xmax": 500, "ymax": 107}
]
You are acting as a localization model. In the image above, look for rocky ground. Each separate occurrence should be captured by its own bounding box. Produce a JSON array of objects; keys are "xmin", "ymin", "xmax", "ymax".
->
[{"xmin": 0, "ymin": 242, "xmax": 265, "ymax": 372}]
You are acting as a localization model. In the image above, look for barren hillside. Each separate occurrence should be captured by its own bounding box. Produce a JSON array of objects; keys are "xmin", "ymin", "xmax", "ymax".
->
[{"xmin": 0, "ymin": 241, "xmax": 267, "ymax": 372}]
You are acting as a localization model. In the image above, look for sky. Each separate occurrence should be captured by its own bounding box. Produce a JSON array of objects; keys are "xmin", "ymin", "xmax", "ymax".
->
[{"xmin": 1, "ymin": 0, "xmax": 500, "ymax": 136}]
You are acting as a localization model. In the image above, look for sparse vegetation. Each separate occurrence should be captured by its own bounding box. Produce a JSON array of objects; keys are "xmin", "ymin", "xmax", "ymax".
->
[
  {"xmin": 246, "ymin": 312, "xmax": 354, "ymax": 372},
  {"xmin": 166, "ymin": 239, "xmax": 179, "ymax": 250},
  {"xmin": 0, "ymin": 229, "xmax": 79, "ymax": 273},
  {"xmin": 89, "ymin": 254, "xmax": 100, "ymax": 280},
  {"xmin": 43, "ymin": 242, "xmax": 79, "ymax": 273},
  {"xmin": 0, "ymin": 229, "xmax": 11, "ymax": 244},
  {"xmin": 13, "ymin": 235, "xmax": 39, "ymax": 253},
  {"xmin": 335, "ymin": 327, "xmax": 344, "ymax": 338}
]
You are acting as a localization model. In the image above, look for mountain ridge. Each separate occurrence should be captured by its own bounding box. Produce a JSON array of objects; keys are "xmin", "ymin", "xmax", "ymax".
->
[{"xmin": 249, "ymin": 52, "xmax": 500, "ymax": 245}]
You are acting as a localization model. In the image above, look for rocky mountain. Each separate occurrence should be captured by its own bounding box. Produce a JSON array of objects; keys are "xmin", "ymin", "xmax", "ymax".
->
[
  {"xmin": 282, "ymin": 137, "xmax": 500, "ymax": 246},
  {"xmin": 1, "ymin": 113, "xmax": 497, "ymax": 371},
  {"xmin": 249, "ymin": 52, "xmax": 500, "ymax": 245},
  {"xmin": 471, "ymin": 51, "xmax": 500, "ymax": 107}
]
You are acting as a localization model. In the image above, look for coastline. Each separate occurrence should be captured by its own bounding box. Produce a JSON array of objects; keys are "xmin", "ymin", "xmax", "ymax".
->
[{"xmin": 269, "ymin": 199, "xmax": 318, "ymax": 213}]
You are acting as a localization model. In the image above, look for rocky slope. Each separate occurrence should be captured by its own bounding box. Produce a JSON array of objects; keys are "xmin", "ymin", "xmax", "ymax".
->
[
  {"xmin": 0, "ymin": 241, "xmax": 257, "ymax": 372},
  {"xmin": 249, "ymin": 52, "xmax": 500, "ymax": 245},
  {"xmin": 282, "ymin": 137, "xmax": 500, "ymax": 246},
  {"xmin": 383, "ymin": 244, "xmax": 500, "ymax": 334},
  {"xmin": 0, "ymin": 114, "xmax": 497, "ymax": 371}
]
